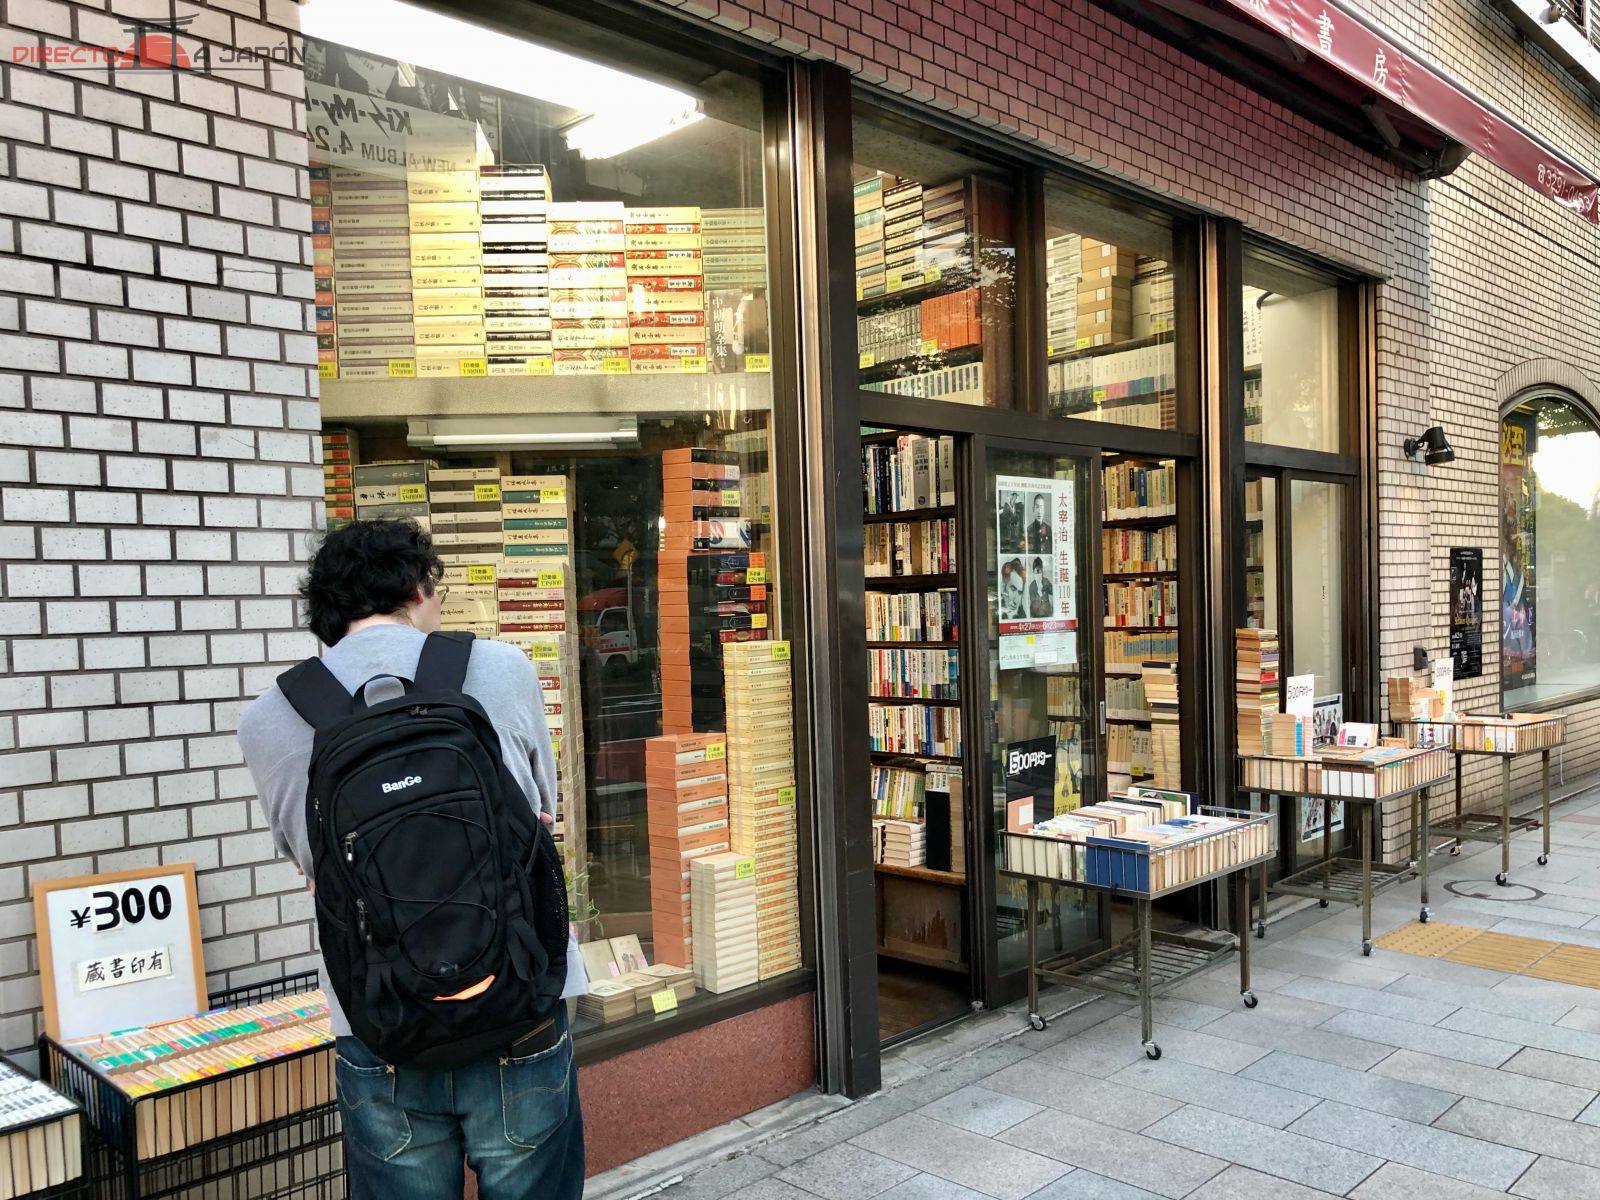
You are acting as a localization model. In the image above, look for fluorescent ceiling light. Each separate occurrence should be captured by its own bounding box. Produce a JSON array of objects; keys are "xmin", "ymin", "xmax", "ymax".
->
[
  {"xmin": 301, "ymin": 0, "xmax": 700, "ymax": 157},
  {"xmin": 408, "ymin": 416, "xmax": 638, "ymax": 450},
  {"xmin": 431, "ymin": 431, "xmax": 634, "ymax": 445}
]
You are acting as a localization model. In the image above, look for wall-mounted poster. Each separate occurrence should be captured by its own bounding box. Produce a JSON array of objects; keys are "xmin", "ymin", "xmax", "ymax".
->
[
  {"xmin": 1502, "ymin": 416, "xmax": 1537, "ymax": 691},
  {"xmin": 1450, "ymin": 547, "xmax": 1484, "ymax": 680},
  {"xmin": 996, "ymin": 475, "xmax": 1076, "ymax": 669}
]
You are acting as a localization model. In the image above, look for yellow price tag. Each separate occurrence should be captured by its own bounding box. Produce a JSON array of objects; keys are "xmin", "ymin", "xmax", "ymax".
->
[
  {"xmin": 650, "ymin": 989, "xmax": 678, "ymax": 1015},
  {"xmin": 771, "ymin": 640, "xmax": 791, "ymax": 661},
  {"xmin": 387, "ymin": 359, "xmax": 416, "ymax": 378},
  {"xmin": 926, "ymin": 266, "xmax": 942, "ymax": 283},
  {"xmin": 398, "ymin": 484, "xmax": 426, "ymax": 502},
  {"xmin": 752, "ymin": 613, "xmax": 769, "ymax": 629},
  {"xmin": 1076, "ymin": 337, "xmax": 1092, "ymax": 350},
  {"xmin": 886, "ymin": 276, "xmax": 903, "ymax": 295},
  {"xmin": 529, "ymin": 642, "xmax": 560, "ymax": 661},
  {"xmin": 919, "ymin": 338, "xmax": 939, "ymax": 355},
  {"xmin": 459, "ymin": 359, "xmax": 488, "ymax": 377},
  {"xmin": 680, "ymin": 355, "xmax": 707, "ymax": 372},
  {"xmin": 540, "ymin": 488, "xmax": 566, "ymax": 505},
  {"xmin": 745, "ymin": 353, "xmax": 770, "ymax": 373},
  {"xmin": 747, "ymin": 567, "xmax": 768, "ymax": 584},
  {"xmin": 721, "ymin": 489, "xmax": 741, "ymax": 507},
  {"xmin": 856, "ymin": 285, "xmax": 865, "ymax": 301},
  {"xmin": 527, "ymin": 358, "xmax": 553, "ymax": 376},
  {"xmin": 473, "ymin": 483, "xmax": 501, "ymax": 502},
  {"xmin": 859, "ymin": 352, "xmax": 876, "ymax": 369},
  {"xmin": 705, "ymin": 741, "xmax": 726, "ymax": 762},
  {"xmin": 734, "ymin": 858, "xmax": 756, "ymax": 880},
  {"xmin": 317, "ymin": 362, "xmax": 337, "ymax": 379},
  {"xmin": 467, "ymin": 564, "xmax": 496, "ymax": 583},
  {"xmin": 601, "ymin": 357, "xmax": 630, "ymax": 374},
  {"xmin": 1046, "ymin": 344, "xmax": 1055, "ymax": 357},
  {"xmin": 1092, "ymin": 387, "xmax": 1107, "ymax": 403},
  {"xmin": 536, "ymin": 570, "xmax": 563, "ymax": 589},
  {"xmin": 778, "ymin": 786, "xmax": 796, "ymax": 806}
]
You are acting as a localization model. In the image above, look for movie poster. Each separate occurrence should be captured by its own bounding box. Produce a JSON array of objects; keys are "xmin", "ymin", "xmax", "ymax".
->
[
  {"xmin": 996, "ymin": 475, "xmax": 1076, "ymax": 669},
  {"xmin": 1502, "ymin": 417, "xmax": 1537, "ymax": 691},
  {"xmin": 1300, "ymin": 694, "xmax": 1346, "ymax": 842},
  {"xmin": 1450, "ymin": 547, "xmax": 1484, "ymax": 680}
]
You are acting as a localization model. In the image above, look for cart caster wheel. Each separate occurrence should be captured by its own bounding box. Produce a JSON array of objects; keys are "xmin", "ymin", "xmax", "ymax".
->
[
  {"xmin": 1319, "ymin": 899, "xmax": 1329, "ymax": 909},
  {"xmin": 1144, "ymin": 1042, "xmax": 1162, "ymax": 1061},
  {"xmin": 1242, "ymin": 991, "xmax": 1258, "ymax": 1009},
  {"xmin": 1496, "ymin": 873, "xmax": 1510, "ymax": 887},
  {"xmin": 1255, "ymin": 922, "xmax": 1265, "ymax": 940},
  {"xmin": 1539, "ymin": 854, "xmax": 1550, "ymax": 866},
  {"xmin": 1450, "ymin": 846, "xmax": 1461, "ymax": 856},
  {"xmin": 1362, "ymin": 941, "xmax": 1373, "ymax": 957},
  {"xmin": 1420, "ymin": 908, "xmax": 1432, "ymax": 924},
  {"xmin": 1028, "ymin": 1013, "xmax": 1047, "ymax": 1032}
]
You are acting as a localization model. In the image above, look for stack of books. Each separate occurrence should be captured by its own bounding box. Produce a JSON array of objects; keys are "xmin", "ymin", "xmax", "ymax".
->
[
  {"xmin": 646, "ymin": 733, "xmax": 731, "ymax": 968},
  {"xmin": 427, "ymin": 467, "xmax": 504, "ymax": 573},
  {"xmin": 724, "ymin": 640, "xmax": 801, "ymax": 980},
  {"xmin": 575, "ymin": 981, "xmax": 637, "ymax": 1025},
  {"xmin": 1076, "ymin": 239, "xmax": 1135, "ymax": 349},
  {"xmin": 330, "ymin": 166, "xmax": 414, "ymax": 380},
  {"xmin": 630, "ymin": 962, "xmax": 697, "ymax": 1010},
  {"xmin": 1044, "ymin": 231, "xmax": 1081, "ymax": 354},
  {"xmin": 320, "ymin": 426, "xmax": 356, "ymax": 531},
  {"xmin": 0, "ymin": 1058, "xmax": 82, "ymax": 1197},
  {"xmin": 920, "ymin": 179, "xmax": 970, "ymax": 282},
  {"xmin": 546, "ymin": 201, "xmax": 627, "ymax": 375},
  {"xmin": 479, "ymin": 164, "xmax": 553, "ymax": 375},
  {"xmin": 703, "ymin": 208, "xmax": 768, "ymax": 375},
  {"xmin": 1142, "ymin": 662, "xmax": 1180, "ymax": 787},
  {"xmin": 625, "ymin": 207, "xmax": 705, "ymax": 374},
  {"xmin": 872, "ymin": 818, "xmax": 925, "ymax": 867},
  {"xmin": 500, "ymin": 473, "xmax": 570, "ymax": 570},
  {"xmin": 1235, "ymin": 628, "xmax": 1280, "ymax": 756},
  {"xmin": 854, "ymin": 176, "xmax": 887, "ymax": 299},
  {"xmin": 1387, "ymin": 673, "xmax": 1439, "ymax": 722},
  {"xmin": 1456, "ymin": 714, "xmax": 1566, "ymax": 754},
  {"xmin": 408, "ymin": 166, "xmax": 486, "ymax": 377},
  {"xmin": 690, "ymin": 852, "xmax": 759, "ymax": 993},
  {"xmin": 1132, "ymin": 257, "xmax": 1175, "ymax": 339},
  {"xmin": 353, "ymin": 460, "xmax": 430, "ymax": 528}
]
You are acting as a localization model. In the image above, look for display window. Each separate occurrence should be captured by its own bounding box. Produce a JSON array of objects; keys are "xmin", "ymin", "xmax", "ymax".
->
[
  {"xmin": 301, "ymin": 1, "xmax": 805, "ymax": 1042},
  {"xmin": 1501, "ymin": 396, "xmax": 1600, "ymax": 707},
  {"xmin": 1242, "ymin": 249, "xmax": 1343, "ymax": 452}
]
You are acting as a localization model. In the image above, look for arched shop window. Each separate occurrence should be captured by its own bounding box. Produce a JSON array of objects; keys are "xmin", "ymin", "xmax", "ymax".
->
[{"xmin": 1501, "ymin": 394, "xmax": 1600, "ymax": 707}]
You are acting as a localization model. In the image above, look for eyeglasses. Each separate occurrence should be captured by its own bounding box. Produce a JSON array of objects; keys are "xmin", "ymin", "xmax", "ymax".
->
[{"xmin": 435, "ymin": 585, "xmax": 450, "ymax": 603}]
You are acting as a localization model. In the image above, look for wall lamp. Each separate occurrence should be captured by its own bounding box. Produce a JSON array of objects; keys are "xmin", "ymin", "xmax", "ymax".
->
[{"xmin": 1403, "ymin": 425, "xmax": 1455, "ymax": 465}]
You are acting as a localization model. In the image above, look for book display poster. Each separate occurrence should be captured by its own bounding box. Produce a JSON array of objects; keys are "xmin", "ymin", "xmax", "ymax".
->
[
  {"xmin": 1501, "ymin": 416, "xmax": 1537, "ymax": 691},
  {"xmin": 1450, "ymin": 547, "xmax": 1484, "ymax": 680},
  {"xmin": 1301, "ymin": 694, "xmax": 1346, "ymax": 843},
  {"xmin": 1005, "ymin": 736, "xmax": 1057, "ymax": 828},
  {"xmin": 996, "ymin": 475, "xmax": 1076, "ymax": 669},
  {"xmin": 33, "ymin": 864, "xmax": 206, "ymax": 1041}
]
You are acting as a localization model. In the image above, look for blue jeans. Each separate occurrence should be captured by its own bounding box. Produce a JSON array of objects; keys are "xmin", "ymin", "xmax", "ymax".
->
[{"xmin": 334, "ymin": 1014, "xmax": 584, "ymax": 1200}]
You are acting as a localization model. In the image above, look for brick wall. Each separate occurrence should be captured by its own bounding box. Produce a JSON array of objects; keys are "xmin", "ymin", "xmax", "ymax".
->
[{"xmin": 0, "ymin": 0, "xmax": 315, "ymax": 1061}]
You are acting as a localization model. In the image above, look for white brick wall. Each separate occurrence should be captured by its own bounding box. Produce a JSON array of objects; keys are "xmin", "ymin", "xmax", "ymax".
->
[{"xmin": 0, "ymin": 0, "xmax": 316, "ymax": 1059}]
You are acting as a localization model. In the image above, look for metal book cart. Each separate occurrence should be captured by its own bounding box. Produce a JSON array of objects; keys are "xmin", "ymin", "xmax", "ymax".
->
[
  {"xmin": 37, "ymin": 973, "xmax": 341, "ymax": 1200},
  {"xmin": 0, "ymin": 1053, "xmax": 88, "ymax": 1199},
  {"xmin": 1002, "ymin": 808, "xmax": 1272, "ymax": 1061},
  {"xmin": 1392, "ymin": 714, "xmax": 1565, "ymax": 887},
  {"xmin": 1238, "ymin": 749, "xmax": 1454, "ymax": 956}
]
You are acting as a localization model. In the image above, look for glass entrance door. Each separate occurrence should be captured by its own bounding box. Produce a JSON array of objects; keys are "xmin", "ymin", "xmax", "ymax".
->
[{"xmin": 978, "ymin": 442, "xmax": 1099, "ymax": 997}]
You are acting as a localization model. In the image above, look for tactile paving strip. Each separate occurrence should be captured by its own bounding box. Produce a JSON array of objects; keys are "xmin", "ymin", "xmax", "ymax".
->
[
  {"xmin": 1375, "ymin": 919, "xmax": 1600, "ymax": 988},
  {"xmin": 1442, "ymin": 930, "xmax": 1557, "ymax": 973},
  {"xmin": 1373, "ymin": 921, "xmax": 1480, "ymax": 958},
  {"xmin": 1525, "ymin": 944, "xmax": 1600, "ymax": 988}
]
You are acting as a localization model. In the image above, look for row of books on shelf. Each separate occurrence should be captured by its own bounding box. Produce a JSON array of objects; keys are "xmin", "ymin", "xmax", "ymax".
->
[
  {"xmin": 1235, "ymin": 628, "xmax": 1281, "ymax": 756},
  {"xmin": 1103, "ymin": 526, "xmax": 1178, "ymax": 574},
  {"xmin": 1144, "ymin": 662, "xmax": 1181, "ymax": 787},
  {"xmin": 1106, "ymin": 674, "xmax": 1147, "ymax": 721},
  {"xmin": 869, "ymin": 765, "xmax": 964, "ymax": 873},
  {"xmin": 863, "ymin": 361, "xmax": 986, "ymax": 406},
  {"xmin": 862, "ymin": 434, "xmax": 958, "ymax": 514},
  {"xmin": 853, "ymin": 175, "xmax": 970, "ymax": 301},
  {"xmin": 1395, "ymin": 711, "xmax": 1567, "ymax": 754},
  {"xmin": 1047, "ymin": 341, "xmax": 1174, "ymax": 405},
  {"xmin": 1238, "ymin": 745, "xmax": 1453, "ymax": 797},
  {"xmin": 0, "ymin": 1059, "xmax": 81, "ymax": 1197},
  {"xmin": 868, "ymin": 703, "xmax": 962, "ymax": 758},
  {"xmin": 864, "ymin": 518, "xmax": 958, "ymax": 577},
  {"xmin": 866, "ymin": 588, "xmax": 959, "ymax": 643},
  {"xmin": 869, "ymin": 647, "xmax": 959, "ymax": 701},
  {"xmin": 1103, "ymin": 459, "xmax": 1176, "ymax": 520},
  {"xmin": 1104, "ymin": 580, "xmax": 1178, "ymax": 628},
  {"xmin": 858, "ymin": 288, "xmax": 983, "ymax": 365},
  {"xmin": 1046, "ymin": 673, "xmax": 1084, "ymax": 720},
  {"xmin": 871, "ymin": 763, "xmax": 928, "ymax": 820},
  {"xmin": 1104, "ymin": 632, "xmax": 1179, "ymax": 666}
]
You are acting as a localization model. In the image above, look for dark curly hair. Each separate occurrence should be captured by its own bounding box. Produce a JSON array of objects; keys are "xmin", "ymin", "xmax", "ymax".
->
[{"xmin": 300, "ymin": 519, "xmax": 443, "ymax": 646}]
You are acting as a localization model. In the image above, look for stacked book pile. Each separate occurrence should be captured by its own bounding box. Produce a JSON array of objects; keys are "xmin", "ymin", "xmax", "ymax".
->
[
  {"xmin": 646, "ymin": 733, "xmax": 731, "ymax": 969},
  {"xmin": 575, "ymin": 981, "xmax": 636, "ymax": 1025},
  {"xmin": 427, "ymin": 466, "xmax": 503, "ymax": 574},
  {"xmin": 577, "ymin": 961, "xmax": 697, "ymax": 1025},
  {"xmin": 353, "ymin": 460, "xmax": 430, "ymax": 528},
  {"xmin": 1132, "ymin": 257, "xmax": 1175, "ymax": 339},
  {"xmin": 1235, "ymin": 628, "xmax": 1279, "ymax": 756},
  {"xmin": 690, "ymin": 852, "xmax": 759, "ymax": 993},
  {"xmin": 310, "ymin": 166, "xmax": 337, "ymax": 379},
  {"xmin": 320, "ymin": 426, "xmax": 356, "ymax": 531},
  {"xmin": 1386, "ymin": 674, "xmax": 1439, "ymax": 722},
  {"xmin": 58, "ymin": 993, "xmax": 333, "ymax": 1160},
  {"xmin": 626, "ymin": 207, "xmax": 706, "ymax": 374},
  {"xmin": 854, "ymin": 175, "xmax": 886, "ymax": 300},
  {"xmin": 1076, "ymin": 239, "xmax": 1135, "ymax": 348},
  {"xmin": 703, "ymin": 208, "xmax": 768, "ymax": 374},
  {"xmin": 547, "ymin": 201, "xmax": 627, "ymax": 375},
  {"xmin": 724, "ymin": 640, "xmax": 801, "ymax": 980},
  {"xmin": 479, "ymin": 164, "xmax": 553, "ymax": 375},
  {"xmin": 408, "ymin": 166, "xmax": 486, "ymax": 377},
  {"xmin": 1045, "ymin": 232, "xmax": 1080, "ymax": 353},
  {"xmin": 0, "ymin": 1058, "xmax": 82, "ymax": 1197},
  {"xmin": 329, "ymin": 166, "xmax": 414, "ymax": 380},
  {"xmin": 872, "ymin": 819, "xmax": 925, "ymax": 867},
  {"xmin": 501, "ymin": 473, "xmax": 571, "ymax": 570},
  {"xmin": 1142, "ymin": 662, "xmax": 1180, "ymax": 787},
  {"xmin": 1238, "ymin": 745, "xmax": 1453, "ymax": 797}
]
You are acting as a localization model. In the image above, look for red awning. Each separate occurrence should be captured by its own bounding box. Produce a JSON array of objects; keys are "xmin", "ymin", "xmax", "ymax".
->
[{"xmin": 1213, "ymin": 0, "xmax": 1599, "ymax": 223}]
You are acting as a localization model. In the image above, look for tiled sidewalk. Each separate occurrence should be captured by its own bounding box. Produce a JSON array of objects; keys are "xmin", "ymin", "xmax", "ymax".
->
[{"xmin": 634, "ymin": 779, "xmax": 1600, "ymax": 1199}]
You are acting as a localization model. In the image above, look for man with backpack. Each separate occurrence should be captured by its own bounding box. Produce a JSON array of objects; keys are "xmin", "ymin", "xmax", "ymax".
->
[{"xmin": 238, "ymin": 519, "xmax": 588, "ymax": 1199}]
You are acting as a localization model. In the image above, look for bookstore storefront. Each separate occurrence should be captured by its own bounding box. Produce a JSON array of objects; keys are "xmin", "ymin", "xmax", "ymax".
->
[{"xmin": 291, "ymin": 0, "xmax": 1385, "ymax": 1162}]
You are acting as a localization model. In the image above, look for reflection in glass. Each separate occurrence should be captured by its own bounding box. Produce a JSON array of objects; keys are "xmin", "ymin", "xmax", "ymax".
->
[
  {"xmin": 1244, "ymin": 475, "xmax": 1278, "ymax": 630},
  {"xmin": 1243, "ymin": 250, "xmax": 1342, "ymax": 452},
  {"xmin": 1288, "ymin": 480, "xmax": 1345, "ymax": 702}
]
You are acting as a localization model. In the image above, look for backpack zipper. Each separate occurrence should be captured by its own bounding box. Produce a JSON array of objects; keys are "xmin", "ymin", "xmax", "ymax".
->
[{"xmin": 344, "ymin": 832, "xmax": 357, "ymax": 863}]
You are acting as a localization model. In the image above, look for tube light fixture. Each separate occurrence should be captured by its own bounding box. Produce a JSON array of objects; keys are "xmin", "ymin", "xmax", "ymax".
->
[
  {"xmin": 301, "ymin": 0, "xmax": 702, "ymax": 158},
  {"xmin": 407, "ymin": 416, "xmax": 639, "ymax": 450}
]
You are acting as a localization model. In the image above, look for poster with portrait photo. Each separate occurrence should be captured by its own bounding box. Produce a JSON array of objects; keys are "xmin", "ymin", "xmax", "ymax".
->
[
  {"xmin": 997, "ymin": 475, "xmax": 1076, "ymax": 669},
  {"xmin": 1450, "ymin": 547, "xmax": 1484, "ymax": 680}
]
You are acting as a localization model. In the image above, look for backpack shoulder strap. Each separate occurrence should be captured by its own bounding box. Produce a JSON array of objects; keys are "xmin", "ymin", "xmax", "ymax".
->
[
  {"xmin": 277, "ymin": 656, "xmax": 354, "ymax": 731},
  {"xmin": 414, "ymin": 630, "xmax": 475, "ymax": 694}
]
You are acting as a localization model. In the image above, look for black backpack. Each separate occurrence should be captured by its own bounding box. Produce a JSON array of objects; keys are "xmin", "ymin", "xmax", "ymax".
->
[{"xmin": 277, "ymin": 631, "xmax": 569, "ymax": 1069}]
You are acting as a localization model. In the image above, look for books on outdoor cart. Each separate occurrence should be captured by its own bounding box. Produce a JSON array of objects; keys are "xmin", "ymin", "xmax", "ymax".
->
[
  {"xmin": 1002, "ymin": 808, "xmax": 1269, "ymax": 893},
  {"xmin": 1238, "ymin": 746, "xmax": 1452, "ymax": 797},
  {"xmin": 0, "ymin": 1058, "xmax": 82, "ymax": 1198}
]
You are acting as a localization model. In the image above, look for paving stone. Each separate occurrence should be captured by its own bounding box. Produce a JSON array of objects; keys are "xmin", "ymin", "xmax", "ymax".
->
[
  {"xmin": 1105, "ymin": 1056, "xmax": 1318, "ymax": 1129},
  {"xmin": 1491, "ymin": 917, "xmax": 1600, "ymax": 949},
  {"xmin": 1200, "ymin": 1011, "xmax": 1394, "ymax": 1070},
  {"xmin": 977, "ymin": 1060, "xmax": 1180, "ymax": 1132},
  {"xmin": 1170, "ymin": 977, "xmax": 1343, "ymax": 1027},
  {"xmin": 1287, "ymin": 1099, "xmax": 1534, "ymax": 1189},
  {"xmin": 1441, "ymin": 1008, "xmax": 1600, "ymax": 1063},
  {"xmin": 1239, "ymin": 1050, "xmax": 1457, "ymax": 1121},
  {"xmin": 1140, "ymin": 997, "xmax": 1231, "ymax": 1030},
  {"xmin": 1435, "ymin": 1096, "xmax": 1600, "ymax": 1169},
  {"xmin": 775, "ymin": 1142, "xmax": 918, "ymax": 1199},
  {"xmin": 996, "ymin": 1109, "xmax": 1226, "ymax": 1199},
  {"xmin": 851, "ymin": 1113, "xmax": 1069, "ymax": 1200},
  {"xmin": 1276, "ymin": 975, "xmax": 1458, "ymax": 1025},
  {"xmin": 1371, "ymin": 1048, "xmax": 1593, "ymax": 1119},
  {"xmin": 1141, "ymin": 1104, "xmax": 1381, "ymax": 1194},
  {"xmin": 1183, "ymin": 1164, "xmax": 1341, "ymax": 1199},
  {"xmin": 658, "ymin": 1153, "xmax": 784, "ymax": 1199},
  {"xmin": 1579, "ymin": 1095, "xmax": 1600, "ymax": 1126},
  {"xmin": 917, "ymin": 1085, "xmax": 1044, "ymax": 1137},
  {"xmin": 1385, "ymin": 972, "xmax": 1575, "ymax": 1024},
  {"xmin": 1556, "ymin": 1006, "xmax": 1600, "ymax": 1034},
  {"xmin": 1255, "ymin": 947, "xmax": 1409, "ymax": 989},
  {"xmin": 1032, "ymin": 1035, "xmax": 1149, "ymax": 1080},
  {"xmin": 1443, "ymin": 896, "xmax": 1597, "ymax": 929},
  {"xmin": 1510, "ymin": 1155, "xmax": 1600, "ymax": 1198},
  {"xmin": 1348, "ymin": 1161, "xmax": 1524, "ymax": 1200},
  {"xmin": 713, "ymin": 1181, "xmax": 816, "ymax": 1200},
  {"xmin": 876, "ymin": 1174, "xmax": 993, "ymax": 1200},
  {"xmin": 1020, "ymin": 1170, "xmax": 1162, "ymax": 1199},
  {"xmin": 1504, "ymin": 1047, "xmax": 1600, "ymax": 1092},
  {"xmin": 1078, "ymin": 1017, "xmax": 1271, "ymax": 1074},
  {"xmin": 758, "ymin": 1093, "xmax": 922, "ymax": 1168},
  {"xmin": 1319, "ymin": 1010, "xmax": 1517, "ymax": 1067}
]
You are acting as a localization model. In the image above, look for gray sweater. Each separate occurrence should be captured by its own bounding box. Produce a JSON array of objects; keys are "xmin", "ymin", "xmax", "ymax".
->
[{"xmin": 237, "ymin": 622, "xmax": 587, "ymax": 1036}]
